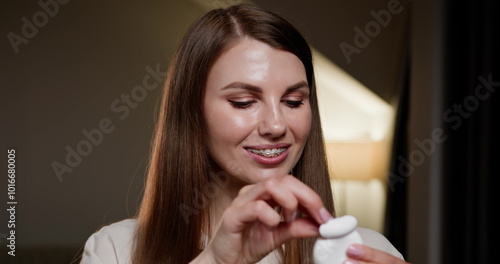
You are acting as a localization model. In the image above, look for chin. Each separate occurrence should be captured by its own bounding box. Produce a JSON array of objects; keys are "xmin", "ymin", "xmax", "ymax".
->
[{"xmin": 247, "ymin": 167, "xmax": 292, "ymax": 183}]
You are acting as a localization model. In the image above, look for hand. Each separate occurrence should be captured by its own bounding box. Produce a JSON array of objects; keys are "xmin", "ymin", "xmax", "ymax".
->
[
  {"xmin": 190, "ymin": 175, "xmax": 333, "ymax": 264},
  {"xmin": 344, "ymin": 244, "xmax": 410, "ymax": 264}
]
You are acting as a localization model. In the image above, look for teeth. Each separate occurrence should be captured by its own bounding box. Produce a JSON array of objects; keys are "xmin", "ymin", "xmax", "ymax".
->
[{"xmin": 247, "ymin": 147, "xmax": 287, "ymax": 157}]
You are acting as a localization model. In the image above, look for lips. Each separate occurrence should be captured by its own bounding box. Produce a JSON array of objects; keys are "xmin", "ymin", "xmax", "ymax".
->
[
  {"xmin": 244, "ymin": 144, "xmax": 291, "ymax": 165},
  {"xmin": 245, "ymin": 147, "xmax": 287, "ymax": 157}
]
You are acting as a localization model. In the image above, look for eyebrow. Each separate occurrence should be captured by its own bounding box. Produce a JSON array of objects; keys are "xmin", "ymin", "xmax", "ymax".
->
[{"xmin": 221, "ymin": 81, "xmax": 310, "ymax": 93}]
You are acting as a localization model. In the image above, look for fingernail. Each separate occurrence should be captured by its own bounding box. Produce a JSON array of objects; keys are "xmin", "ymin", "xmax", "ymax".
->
[
  {"xmin": 319, "ymin": 208, "xmax": 333, "ymax": 223},
  {"xmin": 286, "ymin": 211, "xmax": 297, "ymax": 223},
  {"xmin": 347, "ymin": 245, "xmax": 364, "ymax": 258},
  {"xmin": 343, "ymin": 259, "xmax": 359, "ymax": 264}
]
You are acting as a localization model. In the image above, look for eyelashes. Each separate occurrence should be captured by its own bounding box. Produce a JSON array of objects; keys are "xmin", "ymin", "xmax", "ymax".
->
[
  {"xmin": 227, "ymin": 99, "xmax": 304, "ymax": 109},
  {"xmin": 227, "ymin": 99, "xmax": 256, "ymax": 108},
  {"xmin": 285, "ymin": 100, "xmax": 304, "ymax": 108}
]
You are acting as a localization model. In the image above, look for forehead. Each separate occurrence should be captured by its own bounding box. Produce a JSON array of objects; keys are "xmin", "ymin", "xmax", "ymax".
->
[{"xmin": 206, "ymin": 38, "xmax": 307, "ymax": 90}]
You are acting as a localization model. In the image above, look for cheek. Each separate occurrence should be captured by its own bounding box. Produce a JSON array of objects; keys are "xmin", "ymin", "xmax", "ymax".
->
[
  {"xmin": 287, "ymin": 109, "xmax": 312, "ymax": 141},
  {"xmin": 205, "ymin": 106, "xmax": 254, "ymax": 145}
]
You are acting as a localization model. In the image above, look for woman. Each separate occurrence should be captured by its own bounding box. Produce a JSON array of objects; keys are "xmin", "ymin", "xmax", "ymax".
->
[{"xmin": 81, "ymin": 4, "xmax": 408, "ymax": 264}]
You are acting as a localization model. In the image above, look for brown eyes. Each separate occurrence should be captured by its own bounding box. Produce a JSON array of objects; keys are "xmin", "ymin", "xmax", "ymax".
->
[{"xmin": 227, "ymin": 99, "xmax": 304, "ymax": 109}]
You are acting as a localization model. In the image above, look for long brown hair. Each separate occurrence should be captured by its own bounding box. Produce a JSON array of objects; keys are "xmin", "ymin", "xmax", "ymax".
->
[{"xmin": 133, "ymin": 4, "xmax": 335, "ymax": 264}]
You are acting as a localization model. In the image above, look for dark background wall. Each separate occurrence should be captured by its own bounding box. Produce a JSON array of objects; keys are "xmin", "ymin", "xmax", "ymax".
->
[{"xmin": 0, "ymin": 1, "xmax": 207, "ymax": 262}]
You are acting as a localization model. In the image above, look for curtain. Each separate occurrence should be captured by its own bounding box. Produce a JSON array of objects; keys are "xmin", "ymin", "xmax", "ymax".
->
[
  {"xmin": 385, "ymin": 0, "xmax": 498, "ymax": 263},
  {"xmin": 441, "ymin": 0, "xmax": 498, "ymax": 263}
]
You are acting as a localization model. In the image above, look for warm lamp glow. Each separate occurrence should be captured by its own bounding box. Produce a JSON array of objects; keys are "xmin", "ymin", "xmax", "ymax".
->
[
  {"xmin": 312, "ymin": 49, "xmax": 394, "ymax": 180},
  {"xmin": 326, "ymin": 141, "xmax": 390, "ymax": 180},
  {"xmin": 313, "ymin": 49, "xmax": 394, "ymax": 143}
]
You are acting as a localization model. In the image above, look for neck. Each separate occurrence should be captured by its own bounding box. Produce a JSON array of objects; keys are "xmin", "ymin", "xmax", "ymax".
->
[{"xmin": 208, "ymin": 169, "xmax": 247, "ymax": 234}]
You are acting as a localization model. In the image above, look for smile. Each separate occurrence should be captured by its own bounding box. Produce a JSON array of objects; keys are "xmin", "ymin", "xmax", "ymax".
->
[{"xmin": 245, "ymin": 147, "xmax": 287, "ymax": 157}]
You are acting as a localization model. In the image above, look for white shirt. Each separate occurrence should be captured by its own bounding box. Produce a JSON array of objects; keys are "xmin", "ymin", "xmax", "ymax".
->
[{"xmin": 80, "ymin": 218, "xmax": 404, "ymax": 264}]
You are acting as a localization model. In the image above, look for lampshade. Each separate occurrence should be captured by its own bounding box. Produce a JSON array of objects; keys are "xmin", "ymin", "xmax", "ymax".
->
[{"xmin": 325, "ymin": 140, "xmax": 391, "ymax": 181}]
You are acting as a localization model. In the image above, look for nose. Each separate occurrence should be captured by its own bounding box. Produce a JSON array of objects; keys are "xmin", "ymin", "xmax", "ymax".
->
[{"xmin": 258, "ymin": 103, "xmax": 287, "ymax": 138}]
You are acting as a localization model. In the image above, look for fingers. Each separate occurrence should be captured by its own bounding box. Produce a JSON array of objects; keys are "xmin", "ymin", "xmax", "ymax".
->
[
  {"xmin": 207, "ymin": 175, "xmax": 333, "ymax": 264},
  {"xmin": 223, "ymin": 200, "xmax": 282, "ymax": 232},
  {"xmin": 224, "ymin": 205, "xmax": 321, "ymax": 240},
  {"xmin": 225, "ymin": 209, "xmax": 320, "ymax": 246},
  {"xmin": 344, "ymin": 244, "xmax": 410, "ymax": 264},
  {"xmin": 280, "ymin": 176, "xmax": 333, "ymax": 224},
  {"xmin": 233, "ymin": 176, "xmax": 298, "ymax": 223},
  {"xmin": 275, "ymin": 217, "xmax": 320, "ymax": 243},
  {"xmin": 232, "ymin": 175, "xmax": 333, "ymax": 225}
]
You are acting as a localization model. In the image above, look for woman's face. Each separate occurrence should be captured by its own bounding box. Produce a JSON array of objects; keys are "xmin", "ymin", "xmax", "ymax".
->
[{"xmin": 204, "ymin": 38, "xmax": 312, "ymax": 186}]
